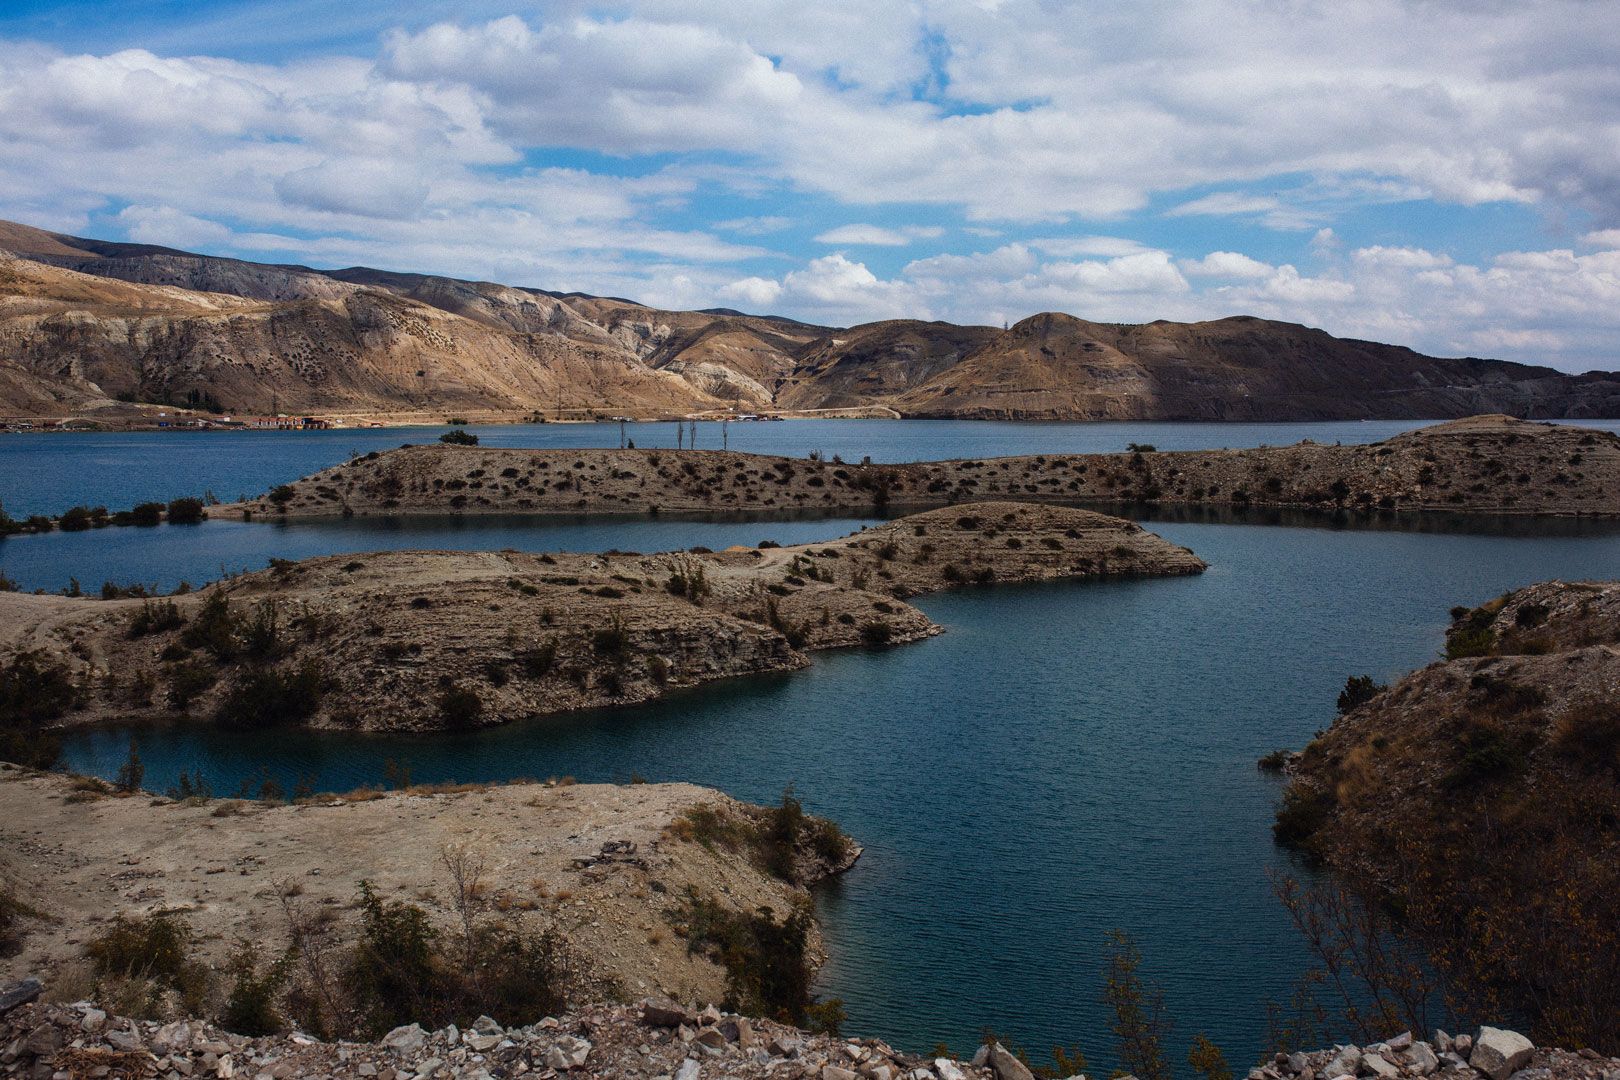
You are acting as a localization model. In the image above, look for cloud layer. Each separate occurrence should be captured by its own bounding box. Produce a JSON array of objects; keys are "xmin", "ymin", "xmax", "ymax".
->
[{"xmin": 0, "ymin": 2, "xmax": 1617, "ymax": 369}]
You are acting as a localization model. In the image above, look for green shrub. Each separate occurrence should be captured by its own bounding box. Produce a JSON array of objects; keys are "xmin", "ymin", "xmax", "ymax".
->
[
  {"xmin": 166, "ymin": 497, "xmax": 206, "ymax": 525},
  {"xmin": 439, "ymin": 429, "xmax": 479, "ymax": 446},
  {"xmin": 0, "ymin": 650, "xmax": 76, "ymax": 727},
  {"xmin": 182, "ymin": 592, "xmax": 240, "ymax": 659},
  {"xmin": 129, "ymin": 599, "xmax": 185, "ymax": 638},
  {"xmin": 268, "ymin": 485, "xmax": 296, "ymax": 506},
  {"xmin": 222, "ymin": 943, "xmax": 292, "ymax": 1035},
  {"xmin": 675, "ymin": 893, "xmax": 820, "ymax": 1025},
  {"xmin": 1272, "ymin": 786, "xmax": 1335, "ymax": 853},
  {"xmin": 128, "ymin": 502, "xmax": 165, "ymax": 527},
  {"xmin": 1336, "ymin": 675, "xmax": 1386, "ymax": 714},
  {"xmin": 85, "ymin": 912, "xmax": 208, "ymax": 1011},
  {"xmin": 167, "ymin": 660, "xmax": 218, "ymax": 710},
  {"xmin": 858, "ymin": 621, "xmax": 893, "ymax": 646},
  {"xmin": 58, "ymin": 505, "xmax": 95, "ymax": 531},
  {"xmin": 437, "ymin": 683, "xmax": 484, "ymax": 728},
  {"xmin": 216, "ymin": 661, "xmax": 327, "ymax": 728},
  {"xmin": 592, "ymin": 615, "xmax": 630, "ymax": 656}
]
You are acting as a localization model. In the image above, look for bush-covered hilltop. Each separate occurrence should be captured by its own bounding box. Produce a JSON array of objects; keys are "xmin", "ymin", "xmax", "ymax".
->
[{"xmin": 1276, "ymin": 579, "xmax": 1620, "ymax": 1052}]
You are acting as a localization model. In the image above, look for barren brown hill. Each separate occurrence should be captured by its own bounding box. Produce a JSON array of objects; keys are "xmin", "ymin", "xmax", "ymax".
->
[
  {"xmin": 0, "ymin": 503, "xmax": 1202, "ymax": 733},
  {"xmin": 1277, "ymin": 579, "xmax": 1620, "ymax": 1049},
  {"xmin": 2, "ymin": 217, "xmax": 1617, "ymax": 421},
  {"xmin": 240, "ymin": 416, "xmax": 1620, "ymax": 520}
]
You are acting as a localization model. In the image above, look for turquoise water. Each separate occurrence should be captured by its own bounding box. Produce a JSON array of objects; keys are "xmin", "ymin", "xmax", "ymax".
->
[
  {"xmin": 0, "ymin": 417, "xmax": 1553, "ymax": 519},
  {"xmin": 9, "ymin": 419, "xmax": 1620, "ymax": 1063},
  {"xmin": 45, "ymin": 511, "xmax": 1620, "ymax": 1066}
]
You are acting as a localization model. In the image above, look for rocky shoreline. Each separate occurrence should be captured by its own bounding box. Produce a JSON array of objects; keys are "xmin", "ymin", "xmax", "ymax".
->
[
  {"xmin": 229, "ymin": 417, "xmax": 1619, "ymax": 522},
  {"xmin": 4, "ymin": 988, "xmax": 1617, "ymax": 1080}
]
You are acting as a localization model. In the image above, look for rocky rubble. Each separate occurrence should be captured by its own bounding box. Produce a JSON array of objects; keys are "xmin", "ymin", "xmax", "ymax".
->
[
  {"xmin": 1248, "ymin": 1028, "xmax": 1619, "ymax": 1080},
  {"xmin": 4, "ymin": 985, "xmax": 1615, "ymax": 1080},
  {"xmin": 0, "ymin": 996, "xmax": 1003, "ymax": 1080}
]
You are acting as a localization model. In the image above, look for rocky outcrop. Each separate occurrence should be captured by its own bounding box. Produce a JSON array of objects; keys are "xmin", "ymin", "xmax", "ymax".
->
[
  {"xmin": 0, "ymin": 503, "xmax": 1203, "ymax": 732},
  {"xmin": 4, "ymin": 218, "xmax": 1619, "ymax": 422},
  {"xmin": 1276, "ymin": 581, "xmax": 1620, "ymax": 1050},
  {"xmin": 239, "ymin": 416, "xmax": 1620, "ymax": 521}
]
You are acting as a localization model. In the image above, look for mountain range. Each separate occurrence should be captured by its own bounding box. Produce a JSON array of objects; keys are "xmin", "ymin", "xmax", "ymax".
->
[{"xmin": 2, "ymin": 218, "xmax": 1617, "ymax": 422}]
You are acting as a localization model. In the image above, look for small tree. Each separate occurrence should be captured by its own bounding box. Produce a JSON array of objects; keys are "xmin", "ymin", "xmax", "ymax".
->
[
  {"xmin": 1336, "ymin": 675, "xmax": 1386, "ymax": 714},
  {"xmin": 115, "ymin": 735, "xmax": 144, "ymax": 793},
  {"xmin": 1103, "ymin": 929, "xmax": 1172, "ymax": 1080},
  {"xmin": 440, "ymin": 429, "xmax": 479, "ymax": 446}
]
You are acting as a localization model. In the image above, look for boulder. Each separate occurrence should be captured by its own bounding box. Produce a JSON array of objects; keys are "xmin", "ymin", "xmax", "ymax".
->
[
  {"xmin": 1453, "ymin": 1035, "xmax": 1473, "ymax": 1057},
  {"xmin": 0, "ymin": 979, "xmax": 42, "ymax": 1017},
  {"xmin": 1470, "ymin": 1028, "xmax": 1533, "ymax": 1080},
  {"xmin": 1361, "ymin": 1052, "xmax": 1401, "ymax": 1079},
  {"xmin": 1387, "ymin": 1034, "xmax": 1414, "ymax": 1052},
  {"xmin": 642, "ymin": 1000, "xmax": 692, "ymax": 1028},
  {"xmin": 676, "ymin": 1061, "xmax": 701, "ymax": 1080},
  {"xmin": 824, "ymin": 1068, "xmax": 859, "ymax": 1080},
  {"xmin": 382, "ymin": 1024, "xmax": 426, "ymax": 1055},
  {"xmin": 987, "ymin": 1042, "xmax": 1036, "ymax": 1080},
  {"xmin": 936, "ymin": 1060, "xmax": 968, "ymax": 1080},
  {"xmin": 1402, "ymin": 1043, "xmax": 1438, "ymax": 1076}
]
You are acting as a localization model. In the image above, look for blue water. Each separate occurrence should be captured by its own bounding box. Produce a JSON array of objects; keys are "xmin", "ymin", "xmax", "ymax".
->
[
  {"xmin": 9, "ymin": 418, "xmax": 1620, "ymax": 1062},
  {"xmin": 44, "ymin": 510, "xmax": 1620, "ymax": 1066},
  {"xmin": 17, "ymin": 416, "xmax": 1610, "ymax": 519}
]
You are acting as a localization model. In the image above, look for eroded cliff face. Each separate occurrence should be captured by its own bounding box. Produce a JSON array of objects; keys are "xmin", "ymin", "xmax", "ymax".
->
[
  {"xmin": 242, "ymin": 416, "xmax": 1620, "ymax": 521},
  {"xmin": 0, "ymin": 503, "xmax": 1202, "ymax": 733},
  {"xmin": 4, "ymin": 219, "xmax": 1618, "ymax": 422}
]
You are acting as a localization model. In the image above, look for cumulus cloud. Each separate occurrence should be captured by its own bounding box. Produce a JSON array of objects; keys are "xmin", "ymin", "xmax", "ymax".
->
[{"xmin": 1, "ymin": 3, "xmax": 1619, "ymax": 369}]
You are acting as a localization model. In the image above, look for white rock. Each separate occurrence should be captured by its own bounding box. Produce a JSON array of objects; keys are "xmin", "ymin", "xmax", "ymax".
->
[
  {"xmin": 1362, "ymin": 1052, "xmax": 1401, "ymax": 1080},
  {"xmin": 674, "ymin": 1063, "xmax": 701, "ymax": 1080},
  {"xmin": 1470, "ymin": 1028, "xmax": 1533, "ymax": 1080},
  {"xmin": 987, "ymin": 1043, "xmax": 1036, "ymax": 1080},
  {"xmin": 383, "ymin": 1025, "xmax": 426, "ymax": 1056},
  {"xmin": 936, "ymin": 1060, "xmax": 968, "ymax": 1080},
  {"xmin": 1387, "ymin": 1034, "xmax": 1413, "ymax": 1053},
  {"xmin": 1403, "ymin": 1043, "xmax": 1439, "ymax": 1076}
]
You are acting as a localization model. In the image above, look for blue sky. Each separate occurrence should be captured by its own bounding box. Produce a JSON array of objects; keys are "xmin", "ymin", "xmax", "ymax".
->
[{"xmin": 1, "ymin": 0, "xmax": 1618, "ymax": 370}]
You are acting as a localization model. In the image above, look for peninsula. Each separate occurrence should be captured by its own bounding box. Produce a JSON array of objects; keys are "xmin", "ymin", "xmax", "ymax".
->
[
  {"xmin": 235, "ymin": 416, "xmax": 1619, "ymax": 521},
  {"xmin": 0, "ymin": 503, "xmax": 1203, "ymax": 733}
]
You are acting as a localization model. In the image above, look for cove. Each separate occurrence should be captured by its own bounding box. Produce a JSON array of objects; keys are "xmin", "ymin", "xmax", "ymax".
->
[{"xmin": 53, "ymin": 513, "xmax": 1620, "ymax": 1067}]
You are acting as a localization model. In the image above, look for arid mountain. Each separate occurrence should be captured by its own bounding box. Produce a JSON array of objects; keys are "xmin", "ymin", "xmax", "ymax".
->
[{"xmin": 2, "ymin": 218, "xmax": 1617, "ymax": 421}]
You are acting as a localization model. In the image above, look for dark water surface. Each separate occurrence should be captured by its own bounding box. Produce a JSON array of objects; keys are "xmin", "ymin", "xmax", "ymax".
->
[
  {"xmin": 47, "ymin": 510, "xmax": 1620, "ymax": 1066},
  {"xmin": 21, "ymin": 415, "xmax": 1620, "ymax": 519}
]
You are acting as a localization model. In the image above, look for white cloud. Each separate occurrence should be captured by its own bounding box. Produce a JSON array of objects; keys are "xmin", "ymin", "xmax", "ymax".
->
[
  {"xmin": 814, "ymin": 223, "xmax": 945, "ymax": 246},
  {"xmin": 1179, "ymin": 251, "xmax": 1274, "ymax": 280}
]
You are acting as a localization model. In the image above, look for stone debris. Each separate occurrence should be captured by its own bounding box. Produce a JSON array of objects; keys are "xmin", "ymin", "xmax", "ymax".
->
[{"xmin": 1, "ymin": 990, "xmax": 1613, "ymax": 1080}]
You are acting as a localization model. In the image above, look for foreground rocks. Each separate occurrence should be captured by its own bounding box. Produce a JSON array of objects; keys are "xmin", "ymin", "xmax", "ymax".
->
[
  {"xmin": 238, "ymin": 416, "xmax": 1619, "ymax": 521},
  {"xmin": 5, "ymin": 991, "xmax": 1617, "ymax": 1080},
  {"xmin": 0, "ymin": 502, "xmax": 1202, "ymax": 732},
  {"xmin": 1252, "ymin": 1029, "xmax": 1617, "ymax": 1080}
]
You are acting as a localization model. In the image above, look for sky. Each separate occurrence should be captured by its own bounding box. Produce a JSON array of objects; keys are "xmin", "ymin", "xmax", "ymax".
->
[{"xmin": 1, "ymin": 1, "xmax": 1618, "ymax": 371}]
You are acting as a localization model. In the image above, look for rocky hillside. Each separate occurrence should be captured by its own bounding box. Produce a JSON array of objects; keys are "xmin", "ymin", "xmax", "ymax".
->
[
  {"xmin": 239, "ymin": 416, "xmax": 1620, "ymax": 520},
  {"xmin": 3, "ymin": 218, "xmax": 1618, "ymax": 422},
  {"xmin": 1277, "ymin": 579, "xmax": 1620, "ymax": 1050},
  {"xmin": 0, "ymin": 503, "xmax": 1203, "ymax": 733}
]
